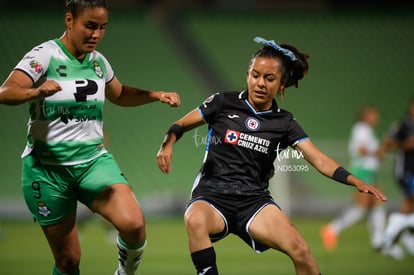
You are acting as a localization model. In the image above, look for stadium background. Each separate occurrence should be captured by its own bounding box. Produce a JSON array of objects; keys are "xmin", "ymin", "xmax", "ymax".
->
[{"xmin": 0, "ymin": 0, "xmax": 413, "ymax": 220}]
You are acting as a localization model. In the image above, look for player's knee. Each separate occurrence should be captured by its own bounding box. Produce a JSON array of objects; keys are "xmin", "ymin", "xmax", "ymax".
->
[
  {"xmin": 55, "ymin": 251, "xmax": 80, "ymax": 274},
  {"xmin": 184, "ymin": 211, "xmax": 208, "ymax": 234},
  {"xmin": 119, "ymin": 216, "xmax": 145, "ymax": 237},
  {"xmin": 287, "ymin": 238, "xmax": 314, "ymax": 264}
]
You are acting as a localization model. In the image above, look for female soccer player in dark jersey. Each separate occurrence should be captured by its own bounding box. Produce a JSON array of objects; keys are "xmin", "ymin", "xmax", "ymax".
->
[
  {"xmin": 0, "ymin": 1, "xmax": 180, "ymax": 274},
  {"xmin": 381, "ymin": 97, "xmax": 414, "ymax": 259},
  {"xmin": 157, "ymin": 37, "xmax": 386, "ymax": 275}
]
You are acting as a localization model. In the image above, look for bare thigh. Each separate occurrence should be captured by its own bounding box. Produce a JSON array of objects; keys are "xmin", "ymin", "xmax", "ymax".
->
[
  {"xmin": 248, "ymin": 204, "xmax": 307, "ymax": 254},
  {"xmin": 184, "ymin": 200, "xmax": 226, "ymax": 252},
  {"xmin": 91, "ymin": 183, "xmax": 146, "ymax": 243},
  {"xmin": 236, "ymin": 204, "xmax": 320, "ymax": 274}
]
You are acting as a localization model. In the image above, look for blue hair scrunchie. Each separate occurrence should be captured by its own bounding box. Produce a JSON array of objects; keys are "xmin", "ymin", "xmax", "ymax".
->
[{"xmin": 253, "ymin": 36, "xmax": 297, "ymax": 62}]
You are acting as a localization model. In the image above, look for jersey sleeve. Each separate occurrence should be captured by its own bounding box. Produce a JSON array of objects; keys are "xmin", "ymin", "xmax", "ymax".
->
[
  {"xmin": 98, "ymin": 52, "xmax": 114, "ymax": 83},
  {"xmin": 287, "ymin": 115, "xmax": 308, "ymax": 147},
  {"xmin": 197, "ymin": 92, "xmax": 223, "ymax": 124},
  {"xmin": 14, "ymin": 41, "xmax": 52, "ymax": 83}
]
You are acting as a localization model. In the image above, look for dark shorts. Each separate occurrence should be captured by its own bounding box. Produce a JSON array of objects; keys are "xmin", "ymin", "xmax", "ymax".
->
[
  {"xmin": 397, "ymin": 171, "xmax": 414, "ymax": 198},
  {"xmin": 22, "ymin": 153, "xmax": 129, "ymax": 226},
  {"xmin": 187, "ymin": 192, "xmax": 279, "ymax": 253}
]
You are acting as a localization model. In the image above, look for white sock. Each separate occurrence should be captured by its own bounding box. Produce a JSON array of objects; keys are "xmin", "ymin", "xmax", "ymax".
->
[
  {"xmin": 331, "ymin": 205, "xmax": 366, "ymax": 234},
  {"xmin": 405, "ymin": 213, "xmax": 414, "ymax": 228},
  {"xmin": 400, "ymin": 231, "xmax": 414, "ymax": 255},
  {"xmin": 116, "ymin": 236, "xmax": 146, "ymax": 275},
  {"xmin": 382, "ymin": 243, "xmax": 405, "ymax": 260},
  {"xmin": 368, "ymin": 205, "xmax": 386, "ymax": 249},
  {"xmin": 382, "ymin": 212, "xmax": 407, "ymax": 249}
]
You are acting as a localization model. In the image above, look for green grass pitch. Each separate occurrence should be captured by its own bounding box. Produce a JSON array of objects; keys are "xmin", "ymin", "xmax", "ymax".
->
[{"xmin": 0, "ymin": 217, "xmax": 413, "ymax": 274}]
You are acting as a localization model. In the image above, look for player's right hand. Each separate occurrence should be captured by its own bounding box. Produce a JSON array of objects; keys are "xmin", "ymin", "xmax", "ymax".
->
[
  {"xmin": 36, "ymin": 80, "xmax": 62, "ymax": 97},
  {"xmin": 156, "ymin": 144, "xmax": 173, "ymax": 174}
]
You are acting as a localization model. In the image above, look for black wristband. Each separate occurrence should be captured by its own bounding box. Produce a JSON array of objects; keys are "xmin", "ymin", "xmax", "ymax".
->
[
  {"xmin": 166, "ymin": 123, "xmax": 183, "ymax": 141},
  {"xmin": 332, "ymin": 167, "xmax": 351, "ymax": 185}
]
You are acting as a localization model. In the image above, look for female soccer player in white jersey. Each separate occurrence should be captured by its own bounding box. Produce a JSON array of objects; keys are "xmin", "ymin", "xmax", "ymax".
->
[
  {"xmin": 321, "ymin": 105, "xmax": 386, "ymax": 251},
  {"xmin": 156, "ymin": 37, "xmax": 387, "ymax": 275},
  {"xmin": 0, "ymin": 1, "xmax": 180, "ymax": 274}
]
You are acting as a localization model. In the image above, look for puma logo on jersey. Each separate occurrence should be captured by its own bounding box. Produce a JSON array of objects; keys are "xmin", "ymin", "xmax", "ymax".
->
[{"xmin": 227, "ymin": 114, "xmax": 239, "ymax": 119}]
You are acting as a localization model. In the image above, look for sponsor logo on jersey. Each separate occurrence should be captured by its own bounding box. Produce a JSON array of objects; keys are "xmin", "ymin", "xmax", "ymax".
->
[
  {"xmin": 23, "ymin": 55, "xmax": 35, "ymax": 60},
  {"xmin": 74, "ymin": 79, "xmax": 99, "ymax": 102},
  {"xmin": 33, "ymin": 46, "xmax": 43, "ymax": 52},
  {"xmin": 224, "ymin": 129, "xmax": 239, "ymax": 144},
  {"xmin": 224, "ymin": 129, "xmax": 270, "ymax": 154},
  {"xmin": 245, "ymin": 117, "xmax": 260, "ymax": 131},
  {"xmin": 30, "ymin": 60, "xmax": 43, "ymax": 74},
  {"xmin": 60, "ymin": 113, "xmax": 97, "ymax": 124}
]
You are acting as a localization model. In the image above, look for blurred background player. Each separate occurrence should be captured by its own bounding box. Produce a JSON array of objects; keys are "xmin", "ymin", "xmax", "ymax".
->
[
  {"xmin": 321, "ymin": 104, "xmax": 386, "ymax": 251},
  {"xmin": 381, "ymin": 97, "xmax": 414, "ymax": 259}
]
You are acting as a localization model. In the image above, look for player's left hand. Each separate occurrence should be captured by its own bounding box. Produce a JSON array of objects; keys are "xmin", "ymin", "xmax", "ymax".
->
[
  {"xmin": 356, "ymin": 182, "xmax": 387, "ymax": 202},
  {"xmin": 160, "ymin": 92, "xmax": 181, "ymax": 107}
]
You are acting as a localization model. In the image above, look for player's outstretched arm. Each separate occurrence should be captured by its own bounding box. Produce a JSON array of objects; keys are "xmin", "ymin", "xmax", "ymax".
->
[
  {"xmin": 295, "ymin": 139, "xmax": 387, "ymax": 201},
  {"xmin": 105, "ymin": 76, "xmax": 180, "ymax": 107},
  {"xmin": 157, "ymin": 108, "xmax": 205, "ymax": 174}
]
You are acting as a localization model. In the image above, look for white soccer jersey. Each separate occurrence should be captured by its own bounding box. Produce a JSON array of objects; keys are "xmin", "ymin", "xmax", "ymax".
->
[
  {"xmin": 15, "ymin": 39, "xmax": 114, "ymax": 165},
  {"xmin": 348, "ymin": 121, "xmax": 380, "ymax": 170}
]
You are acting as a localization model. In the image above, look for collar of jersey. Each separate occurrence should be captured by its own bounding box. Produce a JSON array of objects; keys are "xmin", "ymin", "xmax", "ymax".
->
[
  {"xmin": 239, "ymin": 90, "xmax": 280, "ymax": 115},
  {"xmin": 54, "ymin": 38, "xmax": 91, "ymax": 65}
]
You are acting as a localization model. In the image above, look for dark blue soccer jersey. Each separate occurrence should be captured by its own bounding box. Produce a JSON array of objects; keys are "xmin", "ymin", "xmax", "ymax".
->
[
  {"xmin": 393, "ymin": 116, "xmax": 414, "ymax": 174},
  {"xmin": 192, "ymin": 91, "xmax": 309, "ymax": 196}
]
